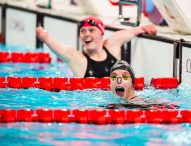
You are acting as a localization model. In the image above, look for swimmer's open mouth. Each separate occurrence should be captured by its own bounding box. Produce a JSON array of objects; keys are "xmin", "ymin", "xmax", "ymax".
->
[
  {"xmin": 85, "ymin": 41, "xmax": 92, "ymax": 44},
  {"xmin": 84, "ymin": 37, "xmax": 93, "ymax": 45},
  {"xmin": 115, "ymin": 86, "xmax": 125, "ymax": 96}
]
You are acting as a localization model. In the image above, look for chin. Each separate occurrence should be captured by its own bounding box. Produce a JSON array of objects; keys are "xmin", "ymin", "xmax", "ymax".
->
[
  {"xmin": 115, "ymin": 92, "xmax": 126, "ymax": 98},
  {"xmin": 85, "ymin": 43, "xmax": 96, "ymax": 49},
  {"xmin": 86, "ymin": 46, "xmax": 96, "ymax": 51}
]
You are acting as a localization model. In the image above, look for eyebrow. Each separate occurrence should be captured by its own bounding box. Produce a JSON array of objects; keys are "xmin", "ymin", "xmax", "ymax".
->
[
  {"xmin": 111, "ymin": 71, "xmax": 130, "ymax": 75},
  {"xmin": 110, "ymin": 72, "xmax": 117, "ymax": 76},
  {"xmin": 122, "ymin": 72, "xmax": 130, "ymax": 76}
]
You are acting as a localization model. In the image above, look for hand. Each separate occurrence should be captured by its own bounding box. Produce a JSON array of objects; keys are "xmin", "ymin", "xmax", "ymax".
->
[
  {"xmin": 36, "ymin": 26, "xmax": 48, "ymax": 42},
  {"xmin": 140, "ymin": 24, "xmax": 157, "ymax": 35}
]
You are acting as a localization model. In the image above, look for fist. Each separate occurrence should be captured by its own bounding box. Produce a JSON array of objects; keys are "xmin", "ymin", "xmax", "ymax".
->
[
  {"xmin": 36, "ymin": 26, "xmax": 48, "ymax": 42},
  {"xmin": 141, "ymin": 24, "xmax": 157, "ymax": 35}
]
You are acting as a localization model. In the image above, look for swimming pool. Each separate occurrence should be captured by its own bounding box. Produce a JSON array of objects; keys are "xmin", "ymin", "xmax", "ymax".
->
[{"xmin": 1, "ymin": 48, "xmax": 191, "ymax": 145}]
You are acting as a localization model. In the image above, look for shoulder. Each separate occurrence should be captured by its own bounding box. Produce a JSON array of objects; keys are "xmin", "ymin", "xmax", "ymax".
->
[
  {"xmin": 129, "ymin": 96, "xmax": 149, "ymax": 104},
  {"xmin": 103, "ymin": 39, "xmax": 122, "ymax": 59}
]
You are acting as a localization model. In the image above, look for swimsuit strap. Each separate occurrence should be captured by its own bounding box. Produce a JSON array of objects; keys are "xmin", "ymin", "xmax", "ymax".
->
[
  {"xmin": 130, "ymin": 95, "xmax": 138, "ymax": 99},
  {"xmin": 82, "ymin": 50, "xmax": 90, "ymax": 59}
]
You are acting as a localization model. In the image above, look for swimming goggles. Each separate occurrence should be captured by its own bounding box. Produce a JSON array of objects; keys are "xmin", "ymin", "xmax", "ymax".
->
[
  {"xmin": 79, "ymin": 19, "xmax": 97, "ymax": 28},
  {"xmin": 110, "ymin": 74, "xmax": 130, "ymax": 81}
]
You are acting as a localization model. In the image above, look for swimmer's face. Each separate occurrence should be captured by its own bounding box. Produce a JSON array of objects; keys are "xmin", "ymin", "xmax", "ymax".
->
[
  {"xmin": 110, "ymin": 69, "xmax": 134, "ymax": 98},
  {"xmin": 79, "ymin": 26, "xmax": 103, "ymax": 50}
]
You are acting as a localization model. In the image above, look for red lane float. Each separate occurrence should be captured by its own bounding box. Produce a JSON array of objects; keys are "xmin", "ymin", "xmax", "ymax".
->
[
  {"xmin": 99, "ymin": 77, "xmax": 110, "ymax": 90},
  {"xmin": 0, "ymin": 109, "xmax": 17, "ymax": 122},
  {"xmin": 0, "ymin": 76, "xmax": 181, "ymax": 90},
  {"xmin": 36, "ymin": 109, "xmax": 53, "ymax": 122},
  {"xmin": 54, "ymin": 109, "xmax": 72, "ymax": 123},
  {"xmin": 126, "ymin": 110, "xmax": 144, "ymax": 123},
  {"xmin": 38, "ymin": 77, "xmax": 53, "ymax": 91},
  {"xmin": 69, "ymin": 78, "xmax": 84, "ymax": 90},
  {"xmin": 7, "ymin": 76, "xmax": 22, "ymax": 89},
  {"xmin": 0, "ymin": 52, "xmax": 10, "ymax": 62},
  {"xmin": 150, "ymin": 77, "xmax": 179, "ymax": 89},
  {"xmin": 38, "ymin": 52, "xmax": 51, "ymax": 63},
  {"xmin": 84, "ymin": 77, "xmax": 99, "ymax": 89},
  {"xmin": 109, "ymin": 109, "xmax": 126, "ymax": 124},
  {"xmin": 134, "ymin": 77, "xmax": 144, "ymax": 90},
  {"xmin": 145, "ymin": 110, "xmax": 162, "ymax": 123},
  {"xmin": 181, "ymin": 110, "xmax": 191, "ymax": 123},
  {"xmin": 0, "ymin": 51, "xmax": 51, "ymax": 63},
  {"xmin": 162, "ymin": 109, "xmax": 182, "ymax": 123},
  {"xmin": 0, "ymin": 109, "xmax": 189, "ymax": 124},
  {"xmin": 11, "ymin": 52, "xmax": 25, "ymax": 62},
  {"xmin": 0, "ymin": 77, "xmax": 6, "ymax": 88},
  {"xmin": 89, "ymin": 109, "xmax": 107, "ymax": 124},
  {"xmin": 24, "ymin": 52, "xmax": 40, "ymax": 63},
  {"xmin": 52, "ymin": 77, "xmax": 68, "ymax": 91},
  {"xmin": 17, "ymin": 109, "xmax": 34, "ymax": 122},
  {"xmin": 73, "ymin": 109, "xmax": 89, "ymax": 124},
  {"xmin": 22, "ymin": 77, "xmax": 37, "ymax": 88}
]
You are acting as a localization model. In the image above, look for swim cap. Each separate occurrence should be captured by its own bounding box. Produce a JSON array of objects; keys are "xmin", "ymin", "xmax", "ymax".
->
[
  {"xmin": 79, "ymin": 16, "xmax": 105, "ymax": 35},
  {"xmin": 110, "ymin": 60, "xmax": 135, "ymax": 84}
]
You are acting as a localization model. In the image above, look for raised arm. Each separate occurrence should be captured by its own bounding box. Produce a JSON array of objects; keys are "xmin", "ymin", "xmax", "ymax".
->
[
  {"xmin": 104, "ymin": 24, "xmax": 157, "ymax": 59},
  {"xmin": 36, "ymin": 26, "xmax": 81, "ymax": 63},
  {"xmin": 36, "ymin": 26, "xmax": 87, "ymax": 77}
]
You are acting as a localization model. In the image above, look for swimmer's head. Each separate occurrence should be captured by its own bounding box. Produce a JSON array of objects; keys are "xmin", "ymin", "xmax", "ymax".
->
[
  {"xmin": 79, "ymin": 16, "xmax": 105, "ymax": 35},
  {"xmin": 110, "ymin": 60, "xmax": 135, "ymax": 84}
]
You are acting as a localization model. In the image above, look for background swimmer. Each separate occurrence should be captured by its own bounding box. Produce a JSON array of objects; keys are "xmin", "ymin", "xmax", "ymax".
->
[{"xmin": 36, "ymin": 16, "xmax": 156, "ymax": 78}]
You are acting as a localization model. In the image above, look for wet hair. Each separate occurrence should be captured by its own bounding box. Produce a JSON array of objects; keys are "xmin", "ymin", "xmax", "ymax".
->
[{"xmin": 110, "ymin": 60, "xmax": 135, "ymax": 84}]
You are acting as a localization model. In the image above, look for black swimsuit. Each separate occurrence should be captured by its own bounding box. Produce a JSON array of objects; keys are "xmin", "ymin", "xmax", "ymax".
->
[
  {"xmin": 104, "ymin": 96, "xmax": 179, "ymax": 110},
  {"xmin": 104, "ymin": 103, "xmax": 179, "ymax": 110},
  {"xmin": 83, "ymin": 46, "xmax": 117, "ymax": 78}
]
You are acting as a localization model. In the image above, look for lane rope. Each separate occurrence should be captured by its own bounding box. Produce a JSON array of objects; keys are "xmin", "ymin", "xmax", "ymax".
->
[
  {"xmin": 0, "ymin": 108, "xmax": 189, "ymax": 124},
  {"xmin": 0, "ymin": 51, "xmax": 51, "ymax": 63}
]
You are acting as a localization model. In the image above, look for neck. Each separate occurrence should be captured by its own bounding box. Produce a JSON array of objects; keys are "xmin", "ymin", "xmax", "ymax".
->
[
  {"xmin": 84, "ymin": 45, "xmax": 106, "ymax": 61},
  {"xmin": 125, "ymin": 88, "xmax": 136, "ymax": 100},
  {"xmin": 126, "ymin": 95, "xmax": 137, "ymax": 100}
]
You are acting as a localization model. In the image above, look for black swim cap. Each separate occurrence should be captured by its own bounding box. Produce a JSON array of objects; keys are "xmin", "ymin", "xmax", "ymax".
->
[{"xmin": 110, "ymin": 60, "xmax": 135, "ymax": 84}]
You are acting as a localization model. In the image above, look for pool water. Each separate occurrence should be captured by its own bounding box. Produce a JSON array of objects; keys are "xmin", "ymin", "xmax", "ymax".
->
[
  {"xmin": 1, "ymin": 49, "xmax": 191, "ymax": 145},
  {"xmin": 1, "ymin": 82, "xmax": 190, "ymax": 110},
  {"xmin": 1, "ymin": 123, "xmax": 191, "ymax": 146},
  {"xmin": 0, "ymin": 63, "xmax": 74, "ymax": 78}
]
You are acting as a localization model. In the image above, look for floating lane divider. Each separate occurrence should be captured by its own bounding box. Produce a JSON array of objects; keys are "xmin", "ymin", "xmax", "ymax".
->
[
  {"xmin": 150, "ymin": 77, "xmax": 179, "ymax": 89},
  {"xmin": 0, "ymin": 51, "xmax": 51, "ymax": 63},
  {"xmin": 0, "ymin": 77, "xmax": 179, "ymax": 91},
  {"xmin": 0, "ymin": 109, "xmax": 190, "ymax": 124},
  {"xmin": 0, "ymin": 77, "xmax": 145, "ymax": 91}
]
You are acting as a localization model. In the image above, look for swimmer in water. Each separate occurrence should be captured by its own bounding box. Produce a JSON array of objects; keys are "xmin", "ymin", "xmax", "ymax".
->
[
  {"xmin": 107, "ymin": 60, "xmax": 179, "ymax": 109},
  {"xmin": 110, "ymin": 60, "xmax": 147, "ymax": 104}
]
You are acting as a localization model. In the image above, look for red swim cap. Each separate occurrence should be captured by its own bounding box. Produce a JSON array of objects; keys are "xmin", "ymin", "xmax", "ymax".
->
[{"xmin": 79, "ymin": 16, "xmax": 105, "ymax": 35}]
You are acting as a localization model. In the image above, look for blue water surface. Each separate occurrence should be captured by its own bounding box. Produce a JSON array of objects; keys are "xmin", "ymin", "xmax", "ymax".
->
[
  {"xmin": 0, "ymin": 63, "xmax": 74, "ymax": 78},
  {"xmin": 1, "ymin": 122, "xmax": 191, "ymax": 146},
  {"xmin": 0, "ymin": 84, "xmax": 191, "ymax": 110}
]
